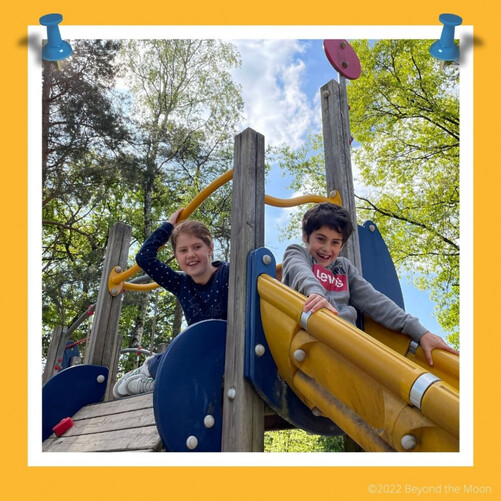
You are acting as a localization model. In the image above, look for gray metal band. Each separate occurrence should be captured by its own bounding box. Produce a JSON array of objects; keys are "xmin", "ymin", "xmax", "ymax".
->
[
  {"xmin": 408, "ymin": 340, "xmax": 419, "ymax": 355},
  {"xmin": 409, "ymin": 373, "xmax": 440, "ymax": 409},
  {"xmin": 300, "ymin": 311, "xmax": 312, "ymax": 329}
]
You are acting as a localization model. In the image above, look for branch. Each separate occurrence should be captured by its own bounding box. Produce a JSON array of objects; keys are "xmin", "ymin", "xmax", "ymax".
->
[
  {"xmin": 42, "ymin": 220, "xmax": 98, "ymax": 250},
  {"xmin": 355, "ymin": 195, "xmax": 459, "ymax": 251}
]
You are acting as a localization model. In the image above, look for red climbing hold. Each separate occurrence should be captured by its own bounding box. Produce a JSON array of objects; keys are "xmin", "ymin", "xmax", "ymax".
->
[{"xmin": 53, "ymin": 417, "xmax": 74, "ymax": 437}]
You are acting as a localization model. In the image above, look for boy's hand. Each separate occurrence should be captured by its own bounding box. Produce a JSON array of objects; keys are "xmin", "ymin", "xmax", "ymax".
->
[
  {"xmin": 168, "ymin": 208, "xmax": 185, "ymax": 225},
  {"xmin": 303, "ymin": 294, "xmax": 338, "ymax": 315},
  {"xmin": 419, "ymin": 332, "xmax": 459, "ymax": 366}
]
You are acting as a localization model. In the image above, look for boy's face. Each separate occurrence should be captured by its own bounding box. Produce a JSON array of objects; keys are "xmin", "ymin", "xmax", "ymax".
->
[
  {"xmin": 303, "ymin": 225, "xmax": 344, "ymax": 268},
  {"xmin": 174, "ymin": 232, "xmax": 214, "ymax": 282}
]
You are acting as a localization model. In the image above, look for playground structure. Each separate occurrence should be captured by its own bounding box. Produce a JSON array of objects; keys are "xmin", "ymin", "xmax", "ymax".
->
[{"xmin": 42, "ymin": 44, "xmax": 460, "ymax": 452}]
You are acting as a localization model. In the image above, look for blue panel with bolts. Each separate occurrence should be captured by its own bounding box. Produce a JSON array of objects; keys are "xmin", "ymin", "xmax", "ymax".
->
[
  {"xmin": 42, "ymin": 364, "xmax": 108, "ymax": 441},
  {"xmin": 358, "ymin": 221, "xmax": 405, "ymax": 309},
  {"xmin": 358, "ymin": 221, "xmax": 405, "ymax": 310},
  {"xmin": 153, "ymin": 320, "xmax": 227, "ymax": 452},
  {"xmin": 245, "ymin": 247, "xmax": 343, "ymax": 436}
]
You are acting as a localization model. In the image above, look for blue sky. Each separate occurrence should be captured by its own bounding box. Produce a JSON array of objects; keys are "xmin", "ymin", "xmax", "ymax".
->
[{"xmin": 230, "ymin": 38, "xmax": 446, "ymax": 337}]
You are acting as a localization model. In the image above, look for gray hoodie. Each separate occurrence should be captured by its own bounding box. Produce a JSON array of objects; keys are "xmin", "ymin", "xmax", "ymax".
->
[{"xmin": 282, "ymin": 244, "xmax": 428, "ymax": 342}]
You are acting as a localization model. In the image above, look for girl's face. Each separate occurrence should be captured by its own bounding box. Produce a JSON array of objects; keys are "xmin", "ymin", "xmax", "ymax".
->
[
  {"xmin": 174, "ymin": 232, "xmax": 214, "ymax": 283},
  {"xmin": 303, "ymin": 225, "xmax": 344, "ymax": 268}
]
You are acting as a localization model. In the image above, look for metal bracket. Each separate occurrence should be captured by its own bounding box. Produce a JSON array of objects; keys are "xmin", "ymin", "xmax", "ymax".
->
[{"xmin": 409, "ymin": 373, "xmax": 440, "ymax": 409}]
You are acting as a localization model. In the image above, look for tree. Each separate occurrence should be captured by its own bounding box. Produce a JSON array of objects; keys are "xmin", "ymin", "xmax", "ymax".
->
[
  {"xmin": 348, "ymin": 39, "xmax": 459, "ymax": 346},
  {"xmin": 116, "ymin": 39, "xmax": 244, "ymax": 352},
  {"xmin": 42, "ymin": 39, "xmax": 244, "ymax": 369},
  {"xmin": 275, "ymin": 40, "xmax": 459, "ymax": 345},
  {"xmin": 42, "ymin": 40, "xmax": 130, "ymax": 355}
]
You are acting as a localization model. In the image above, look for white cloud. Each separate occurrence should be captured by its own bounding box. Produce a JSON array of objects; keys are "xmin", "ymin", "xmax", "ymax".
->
[{"xmin": 232, "ymin": 40, "xmax": 316, "ymax": 148}]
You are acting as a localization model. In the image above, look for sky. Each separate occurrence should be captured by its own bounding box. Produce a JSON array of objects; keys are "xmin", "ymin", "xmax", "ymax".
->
[{"xmin": 229, "ymin": 39, "xmax": 446, "ymax": 337}]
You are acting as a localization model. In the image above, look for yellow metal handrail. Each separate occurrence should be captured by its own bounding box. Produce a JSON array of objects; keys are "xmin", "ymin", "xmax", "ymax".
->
[{"xmin": 108, "ymin": 169, "xmax": 342, "ymax": 294}]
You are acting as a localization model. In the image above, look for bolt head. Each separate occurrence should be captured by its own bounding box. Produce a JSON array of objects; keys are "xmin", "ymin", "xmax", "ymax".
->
[
  {"xmin": 255, "ymin": 344, "xmax": 266, "ymax": 357},
  {"xmin": 96, "ymin": 375, "xmax": 105, "ymax": 383},
  {"xmin": 293, "ymin": 349, "xmax": 306, "ymax": 362},
  {"xmin": 227, "ymin": 387, "xmax": 236, "ymax": 400},
  {"xmin": 186, "ymin": 435, "xmax": 198, "ymax": 450},
  {"xmin": 204, "ymin": 415, "xmax": 215, "ymax": 428},
  {"xmin": 262, "ymin": 254, "xmax": 272, "ymax": 265},
  {"xmin": 311, "ymin": 407, "xmax": 322, "ymax": 417},
  {"xmin": 401, "ymin": 434, "xmax": 417, "ymax": 450}
]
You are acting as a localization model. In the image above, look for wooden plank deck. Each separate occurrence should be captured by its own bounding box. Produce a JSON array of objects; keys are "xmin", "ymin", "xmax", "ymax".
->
[{"xmin": 42, "ymin": 393, "xmax": 164, "ymax": 452}]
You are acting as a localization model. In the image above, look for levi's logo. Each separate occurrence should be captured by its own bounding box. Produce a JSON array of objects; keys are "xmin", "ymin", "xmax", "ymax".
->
[{"xmin": 313, "ymin": 264, "xmax": 348, "ymax": 292}]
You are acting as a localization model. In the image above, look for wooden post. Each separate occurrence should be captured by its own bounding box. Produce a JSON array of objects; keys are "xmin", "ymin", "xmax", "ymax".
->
[
  {"xmin": 84, "ymin": 222, "xmax": 132, "ymax": 401},
  {"xmin": 222, "ymin": 128, "xmax": 265, "ymax": 452},
  {"xmin": 321, "ymin": 77, "xmax": 362, "ymax": 272},
  {"xmin": 321, "ymin": 77, "xmax": 365, "ymax": 452},
  {"xmin": 42, "ymin": 325, "xmax": 66, "ymax": 384}
]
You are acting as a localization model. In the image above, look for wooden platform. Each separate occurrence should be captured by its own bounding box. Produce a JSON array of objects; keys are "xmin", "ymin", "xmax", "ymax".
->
[{"xmin": 42, "ymin": 393, "xmax": 164, "ymax": 452}]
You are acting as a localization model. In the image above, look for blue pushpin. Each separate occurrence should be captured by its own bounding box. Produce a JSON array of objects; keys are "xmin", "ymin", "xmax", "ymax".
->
[
  {"xmin": 429, "ymin": 13, "xmax": 462, "ymax": 63},
  {"xmin": 39, "ymin": 13, "xmax": 72, "ymax": 62}
]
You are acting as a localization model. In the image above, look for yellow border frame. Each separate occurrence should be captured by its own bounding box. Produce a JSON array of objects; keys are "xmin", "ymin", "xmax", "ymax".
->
[{"xmin": 4, "ymin": 1, "xmax": 498, "ymax": 499}]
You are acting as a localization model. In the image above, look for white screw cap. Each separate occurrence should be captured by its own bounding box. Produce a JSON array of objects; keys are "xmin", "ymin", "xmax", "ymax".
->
[
  {"xmin": 401, "ymin": 434, "xmax": 417, "ymax": 450},
  {"xmin": 255, "ymin": 344, "xmax": 265, "ymax": 357},
  {"xmin": 204, "ymin": 415, "xmax": 215, "ymax": 428},
  {"xmin": 311, "ymin": 407, "xmax": 322, "ymax": 417},
  {"xmin": 186, "ymin": 435, "xmax": 198, "ymax": 450},
  {"xmin": 293, "ymin": 349, "xmax": 306, "ymax": 362},
  {"xmin": 96, "ymin": 375, "xmax": 105, "ymax": 383},
  {"xmin": 262, "ymin": 254, "xmax": 272, "ymax": 265}
]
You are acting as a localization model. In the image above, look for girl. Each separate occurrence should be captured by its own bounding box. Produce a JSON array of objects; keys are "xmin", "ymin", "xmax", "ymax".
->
[{"xmin": 113, "ymin": 208, "xmax": 229, "ymax": 398}]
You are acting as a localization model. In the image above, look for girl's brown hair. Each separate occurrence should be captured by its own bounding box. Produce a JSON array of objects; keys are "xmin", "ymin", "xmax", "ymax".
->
[{"xmin": 171, "ymin": 220, "xmax": 213, "ymax": 251}]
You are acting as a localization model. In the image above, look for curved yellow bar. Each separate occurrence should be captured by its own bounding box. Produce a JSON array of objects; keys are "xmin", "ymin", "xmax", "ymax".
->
[
  {"xmin": 265, "ymin": 191, "xmax": 342, "ymax": 208},
  {"xmin": 257, "ymin": 274, "xmax": 459, "ymax": 452},
  {"xmin": 111, "ymin": 168, "xmax": 342, "ymax": 293}
]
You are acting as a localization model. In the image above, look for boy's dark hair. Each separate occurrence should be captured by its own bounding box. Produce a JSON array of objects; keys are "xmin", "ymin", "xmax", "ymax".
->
[{"xmin": 302, "ymin": 203, "xmax": 354, "ymax": 243}]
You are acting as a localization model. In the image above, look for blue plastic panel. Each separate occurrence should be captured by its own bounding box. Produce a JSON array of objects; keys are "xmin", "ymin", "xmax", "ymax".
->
[
  {"xmin": 42, "ymin": 365, "xmax": 108, "ymax": 441},
  {"xmin": 153, "ymin": 320, "xmax": 227, "ymax": 452},
  {"xmin": 245, "ymin": 247, "xmax": 342, "ymax": 436},
  {"xmin": 358, "ymin": 221, "xmax": 405, "ymax": 310}
]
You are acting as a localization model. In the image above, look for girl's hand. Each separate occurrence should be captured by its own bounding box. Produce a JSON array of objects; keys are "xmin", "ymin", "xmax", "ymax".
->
[{"xmin": 168, "ymin": 208, "xmax": 185, "ymax": 225}]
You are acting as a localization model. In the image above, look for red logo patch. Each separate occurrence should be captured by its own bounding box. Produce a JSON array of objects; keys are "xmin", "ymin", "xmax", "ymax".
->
[{"xmin": 313, "ymin": 264, "xmax": 348, "ymax": 292}]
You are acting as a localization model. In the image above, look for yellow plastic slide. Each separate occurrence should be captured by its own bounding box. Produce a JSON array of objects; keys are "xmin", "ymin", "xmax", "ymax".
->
[{"xmin": 257, "ymin": 274, "xmax": 459, "ymax": 452}]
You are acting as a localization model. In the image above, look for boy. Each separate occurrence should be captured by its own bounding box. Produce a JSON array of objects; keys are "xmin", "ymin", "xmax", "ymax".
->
[
  {"xmin": 282, "ymin": 203, "xmax": 458, "ymax": 366},
  {"xmin": 113, "ymin": 208, "xmax": 229, "ymax": 398}
]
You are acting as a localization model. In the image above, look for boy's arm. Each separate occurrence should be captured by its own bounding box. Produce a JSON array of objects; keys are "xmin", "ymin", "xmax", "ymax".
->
[
  {"xmin": 346, "ymin": 259, "xmax": 457, "ymax": 365},
  {"xmin": 282, "ymin": 245, "xmax": 338, "ymax": 314},
  {"xmin": 282, "ymin": 244, "xmax": 326, "ymax": 297},
  {"xmin": 345, "ymin": 258, "xmax": 427, "ymax": 341}
]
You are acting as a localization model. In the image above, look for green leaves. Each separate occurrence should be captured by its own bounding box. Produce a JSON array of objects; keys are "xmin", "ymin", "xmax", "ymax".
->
[
  {"xmin": 42, "ymin": 39, "xmax": 244, "ymax": 364},
  {"xmin": 347, "ymin": 40, "xmax": 459, "ymax": 342}
]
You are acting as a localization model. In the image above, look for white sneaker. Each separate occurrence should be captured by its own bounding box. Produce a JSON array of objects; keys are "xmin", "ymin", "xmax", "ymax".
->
[
  {"xmin": 125, "ymin": 374, "xmax": 154, "ymax": 395},
  {"xmin": 113, "ymin": 357, "xmax": 154, "ymax": 398}
]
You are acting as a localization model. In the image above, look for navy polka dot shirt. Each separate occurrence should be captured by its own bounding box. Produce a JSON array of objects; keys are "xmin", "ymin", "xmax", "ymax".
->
[{"xmin": 136, "ymin": 222, "xmax": 229, "ymax": 325}]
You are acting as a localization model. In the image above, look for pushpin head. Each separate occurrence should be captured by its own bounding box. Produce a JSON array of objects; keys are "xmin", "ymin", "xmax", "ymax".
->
[
  {"xmin": 39, "ymin": 13, "xmax": 73, "ymax": 62},
  {"xmin": 429, "ymin": 13, "xmax": 463, "ymax": 62}
]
